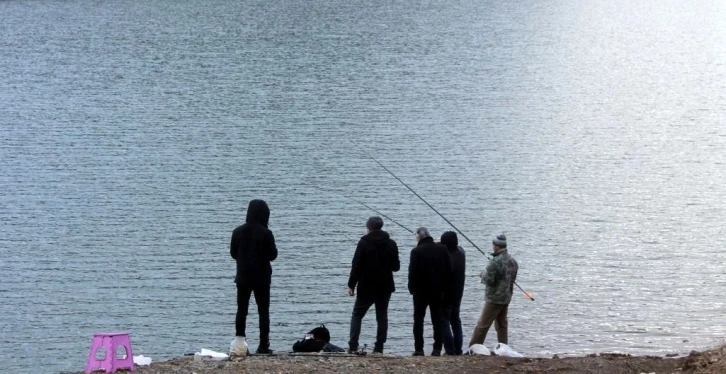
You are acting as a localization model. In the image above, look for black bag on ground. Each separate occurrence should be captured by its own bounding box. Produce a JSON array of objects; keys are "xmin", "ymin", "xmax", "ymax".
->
[
  {"xmin": 292, "ymin": 338, "xmax": 326, "ymax": 352},
  {"xmin": 309, "ymin": 324, "xmax": 330, "ymax": 342},
  {"xmin": 292, "ymin": 324, "xmax": 331, "ymax": 353},
  {"xmin": 322, "ymin": 342, "xmax": 345, "ymax": 353}
]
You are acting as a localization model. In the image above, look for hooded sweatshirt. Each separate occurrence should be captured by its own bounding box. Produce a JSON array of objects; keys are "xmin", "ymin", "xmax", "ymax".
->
[
  {"xmin": 440, "ymin": 231, "xmax": 466, "ymax": 305},
  {"xmin": 347, "ymin": 230, "xmax": 400, "ymax": 298},
  {"xmin": 230, "ymin": 199, "xmax": 278, "ymax": 287}
]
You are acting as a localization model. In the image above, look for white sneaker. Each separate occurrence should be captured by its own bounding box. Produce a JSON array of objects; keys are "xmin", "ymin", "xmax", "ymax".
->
[{"xmin": 229, "ymin": 337, "xmax": 248, "ymax": 358}]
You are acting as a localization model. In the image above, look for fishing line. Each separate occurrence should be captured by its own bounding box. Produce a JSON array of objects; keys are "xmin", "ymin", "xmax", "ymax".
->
[{"xmin": 352, "ymin": 146, "xmax": 534, "ymax": 301}]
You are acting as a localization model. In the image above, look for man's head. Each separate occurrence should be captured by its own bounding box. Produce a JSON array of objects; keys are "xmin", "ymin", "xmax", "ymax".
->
[
  {"xmin": 415, "ymin": 227, "xmax": 431, "ymax": 243},
  {"xmin": 366, "ymin": 216, "xmax": 384, "ymax": 232},
  {"xmin": 245, "ymin": 199, "xmax": 270, "ymax": 227},
  {"xmin": 492, "ymin": 232, "xmax": 507, "ymax": 252},
  {"xmin": 440, "ymin": 231, "xmax": 458, "ymax": 251}
]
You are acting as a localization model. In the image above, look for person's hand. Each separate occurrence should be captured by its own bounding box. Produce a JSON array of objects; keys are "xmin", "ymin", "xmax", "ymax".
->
[{"xmin": 347, "ymin": 287, "xmax": 355, "ymax": 296}]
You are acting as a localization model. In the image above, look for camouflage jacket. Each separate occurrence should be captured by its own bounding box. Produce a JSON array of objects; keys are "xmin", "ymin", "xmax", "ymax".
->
[{"xmin": 481, "ymin": 249, "xmax": 519, "ymax": 305}]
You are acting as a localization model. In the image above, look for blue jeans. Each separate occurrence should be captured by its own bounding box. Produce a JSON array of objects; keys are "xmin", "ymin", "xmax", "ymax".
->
[{"xmin": 442, "ymin": 303, "xmax": 463, "ymax": 355}]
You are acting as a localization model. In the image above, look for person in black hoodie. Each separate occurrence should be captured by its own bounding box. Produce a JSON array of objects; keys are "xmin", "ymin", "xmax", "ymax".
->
[
  {"xmin": 230, "ymin": 199, "xmax": 278, "ymax": 355},
  {"xmin": 440, "ymin": 231, "xmax": 466, "ymax": 355},
  {"xmin": 408, "ymin": 227, "xmax": 452, "ymax": 356},
  {"xmin": 347, "ymin": 216, "xmax": 400, "ymax": 354}
]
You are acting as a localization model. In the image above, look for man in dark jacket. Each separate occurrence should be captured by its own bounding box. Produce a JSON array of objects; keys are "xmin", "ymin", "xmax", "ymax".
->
[
  {"xmin": 347, "ymin": 216, "xmax": 400, "ymax": 354},
  {"xmin": 230, "ymin": 199, "xmax": 278, "ymax": 356},
  {"xmin": 468, "ymin": 233, "xmax": 519, "ymax": 348},
  {"xmin": 408, "ymin": 227, "xmax": 452, "ymax": 356},
  {"xmin": 440, "ymin": 231, "xmax": 466, "ymax": 355}
]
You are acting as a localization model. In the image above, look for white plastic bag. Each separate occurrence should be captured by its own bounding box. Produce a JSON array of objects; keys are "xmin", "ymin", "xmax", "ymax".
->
[
  {"xmin": 494, "ymin": 343, "xmax": 523, "ymax": 358},
  {"xmin": 468, "ymin": 344, "xmax": 491, "ymax": 355},
  {"xmin": 194, "ymin": 348, "xmax": 230, "ymax": 361},
  {"xmin": 229, "ymin": 337, "xmax": 249, "ymax": 357},
  {"xmin": 133, "ymin": 355, "xmax": 152, "ymax": 366}
]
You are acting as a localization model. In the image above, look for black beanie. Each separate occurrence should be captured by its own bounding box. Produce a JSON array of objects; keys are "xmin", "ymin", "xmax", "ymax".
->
[{"xmin": 366, "ymin": 216, "xmax": 384, "ymax": 230}]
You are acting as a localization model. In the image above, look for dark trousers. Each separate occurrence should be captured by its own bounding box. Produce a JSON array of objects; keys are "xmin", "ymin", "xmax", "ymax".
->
[
  {"xmin": 348, "ymin": 293, "xmax": 390, "ymax": 351},
  {"xmin": 442, "ymin": 302, "xmax": 463, "ymax": 355},
  {"xmin": 468, "ymin": 302, "xmax": 509, "ymax": 347},
  {"xmin": 236, "ymin": 283, "xmax": 271, "ymax": 345},
  {"xmin": 412, "ymin": 293, "xmax": 444, "ymax": 353}
]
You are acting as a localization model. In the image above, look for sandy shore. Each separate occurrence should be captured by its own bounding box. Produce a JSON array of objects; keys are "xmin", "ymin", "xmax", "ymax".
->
[{"xmin": 67, "ymin": 346, "xmax": 726, "ymax": 374}]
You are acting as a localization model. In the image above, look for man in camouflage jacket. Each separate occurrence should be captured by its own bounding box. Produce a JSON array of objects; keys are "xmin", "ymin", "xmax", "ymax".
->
[{"xmin": 468, "ymin": 233, "xmax": 519, "ymax": 348}]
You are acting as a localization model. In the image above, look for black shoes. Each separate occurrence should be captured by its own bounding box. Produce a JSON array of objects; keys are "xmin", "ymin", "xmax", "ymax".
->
[
  {"xmin": 347, "ymin": 348, "xmax": 366, "ymax": 355},
  {"xmin": 255, "ymin": 345, "xmax": 273, "ymax": 355},
  {"xmin": 431, "ymin": 350, "xmax": 441, "ymax": 356},
  {"xmin": 412, "ymin": 351, "xmax": 425, "ymax": 356}
]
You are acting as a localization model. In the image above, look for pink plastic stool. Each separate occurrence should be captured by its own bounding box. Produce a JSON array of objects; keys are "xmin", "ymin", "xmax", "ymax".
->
[{"xmin": 85, "ymin": 332, "xmax": 135, "ymax": 373}]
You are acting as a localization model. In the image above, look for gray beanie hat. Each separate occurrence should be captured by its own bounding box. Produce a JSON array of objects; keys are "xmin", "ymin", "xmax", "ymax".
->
[
  {"xmin": 366, "ymin": 216, "xmax": 384, "ymax": 230},
  {"xmin": 493, "ymin": 233, "xmax": 507, "ymax": 248}
]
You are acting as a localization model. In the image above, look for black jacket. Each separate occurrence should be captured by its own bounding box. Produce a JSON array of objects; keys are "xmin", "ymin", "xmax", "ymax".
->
[
  {"xmin": 230, "ymin": 200, "xmax": 278, "ymax": 287},
  {"xmin": 408, "ymin": 237, "xmax": 452, "ymax": 297},
  {"xmin": 347, "ymin": 230, "xmax": 400, "ymax": 297},
  {"xmin": 446, "ymin": 245, "xmax": 466, "ymax": 304}
]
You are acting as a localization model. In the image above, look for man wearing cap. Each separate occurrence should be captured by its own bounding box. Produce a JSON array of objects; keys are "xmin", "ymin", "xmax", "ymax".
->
[
  {"xmin": 408, "ymin": 227, "xmax": 452, "ymax": 356},
  {"xmin": 468, "ymin": 233, "xmax": 519, "ymax": 348},
  {"xmin": 347, "ymin": 216, "xmax": 400, "ymax": 354}
]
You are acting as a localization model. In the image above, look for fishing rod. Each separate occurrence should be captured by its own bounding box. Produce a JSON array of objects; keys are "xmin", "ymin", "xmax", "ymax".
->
[
  {"xmin": 355, "ymin": 148, "xmax": 535, "ymax": 301},
  {"xmin": 304, "ymin": 182, "xmax": 415, "ymax": 234}
]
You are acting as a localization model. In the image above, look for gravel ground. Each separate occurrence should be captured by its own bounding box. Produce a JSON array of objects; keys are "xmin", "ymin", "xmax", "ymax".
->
[{"xmin": 65, "ymin": 346, "xmax": 726, "ymax": 374}]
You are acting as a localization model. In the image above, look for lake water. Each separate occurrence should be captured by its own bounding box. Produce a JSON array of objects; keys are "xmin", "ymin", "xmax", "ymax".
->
[{"xmin": 1, "ymin": 0, "xmax": 725, "ymax": 373}]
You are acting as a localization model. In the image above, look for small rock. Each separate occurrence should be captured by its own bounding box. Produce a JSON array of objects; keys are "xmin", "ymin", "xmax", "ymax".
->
[
  {"xmin": 665, "ymin": 353, "xmax": 678, "ymax": 357},
  {"xmin": 689, "ymin": 350, "xmax": 699, "ymax": 357},
  {"xmin": 552, "ymin": 354, "xmax": 560, "ymax": 359}
]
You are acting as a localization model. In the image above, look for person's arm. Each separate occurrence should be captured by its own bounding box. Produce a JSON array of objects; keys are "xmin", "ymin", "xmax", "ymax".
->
[
  {"xmin": 443, "ymin": 249, "xmax": 453, "ymax": 299},
  {"xmin": 390, "ymin": 240, "xmax": 401, "ymax": 272},
  {"xmin": 482, "ymin": 260, "xmax": 498, "ymax": 286},
  {"xmin": 230, "ymin": 231, "xmax": 238, "ymax": 260},
  {"xmin": 408, "ymin": 249, "xmax": 418, "ymax": 295},
  {"xmin": 347, "ymin": 240, "xmax": 364, "ymax": 291},
  {"xmin": 266, "ymin": 230, "xmax": 278, "ymax": 262},
  {"xmin": 510, "ymin": 263, "xmax": 518, "ymax": 295}
]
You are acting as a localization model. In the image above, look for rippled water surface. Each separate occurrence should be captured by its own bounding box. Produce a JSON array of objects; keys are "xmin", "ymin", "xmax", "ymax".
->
[{"xmin": 1, "ymin": 0, "xmax": 725, "ymax": 373}]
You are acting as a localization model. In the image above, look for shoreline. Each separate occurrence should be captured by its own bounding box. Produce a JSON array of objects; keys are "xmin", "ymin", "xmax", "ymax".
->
[{"xmin": 66, "ymin": 346, "xmax": 726, "ymax": 374}]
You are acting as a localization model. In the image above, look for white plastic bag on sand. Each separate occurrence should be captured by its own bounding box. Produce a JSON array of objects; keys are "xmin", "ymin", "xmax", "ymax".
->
[
  {"xmin": 229, "ymin": 337, "xmax": 249, "ymax": 357},
  {"xmin": 133, "ymin": 355, "xmax": 152, "ymax": 366},
  {"xmin": 194, "ymin": 348, "xmax": 230, "ymax": 361},
  {"xmin": 468, "ymin": 344, "xmax": 491, "ymax": 355},
  {"xmin": 494, "ymin": 343, "xmax": 523, "ymax": 358}
]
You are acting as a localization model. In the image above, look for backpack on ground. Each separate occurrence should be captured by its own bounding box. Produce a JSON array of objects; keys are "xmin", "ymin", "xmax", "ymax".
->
[
  {"xmin": 309, "ymin": 324, "xmax": 330, "ymax": 342},
  {"xmin": 292, "ymin": 324, "xmax": 331, "ymax": 353}
]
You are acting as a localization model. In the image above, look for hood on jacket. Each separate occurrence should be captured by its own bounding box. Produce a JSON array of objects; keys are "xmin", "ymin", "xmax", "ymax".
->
[
  {"xmin": 363, "ymin": 229, "xmax": 390, "ymax": 244},
  {"xmin": 246, "ymin": 199, "xmax": 270, "ymax": 227},
  {"xmin": 440, "ymin": 231, "xmax": 458, "ymax": 252}
]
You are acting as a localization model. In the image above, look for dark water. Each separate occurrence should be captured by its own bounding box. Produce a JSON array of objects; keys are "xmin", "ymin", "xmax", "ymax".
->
[{"xmin": 1, "ymin": 0, "xmax": 725, "ymax": 373}]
